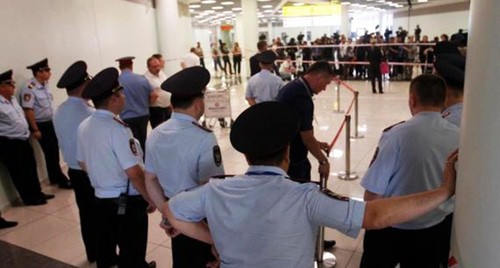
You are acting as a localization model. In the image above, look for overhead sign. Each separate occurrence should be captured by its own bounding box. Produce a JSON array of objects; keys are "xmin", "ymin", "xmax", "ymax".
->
[{"xmin": 283, "ymin": 3, "xmax": 341, "ymax": 17}]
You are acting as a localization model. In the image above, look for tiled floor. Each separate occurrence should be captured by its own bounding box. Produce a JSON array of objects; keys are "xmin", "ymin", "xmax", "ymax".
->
[{"xmin": 0, "ymin": 75, "xmax": 412, "ymax": 268}]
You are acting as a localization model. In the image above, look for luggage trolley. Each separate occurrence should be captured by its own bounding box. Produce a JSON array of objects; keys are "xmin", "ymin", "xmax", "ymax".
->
[{"xmin": 202, "ymin": 86, "xmax": 234, "ymax": 128}]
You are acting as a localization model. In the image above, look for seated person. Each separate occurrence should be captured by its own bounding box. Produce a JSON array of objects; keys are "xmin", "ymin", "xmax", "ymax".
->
[{"xmin": 279, "ymin": 56, "xmax": 296, "ymax": 80}]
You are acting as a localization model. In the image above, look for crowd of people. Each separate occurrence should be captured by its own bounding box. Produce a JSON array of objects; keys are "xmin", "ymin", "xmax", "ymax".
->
[{"xmin": 0, "ymin": 23, "xmax": 468, "ymax": 267}]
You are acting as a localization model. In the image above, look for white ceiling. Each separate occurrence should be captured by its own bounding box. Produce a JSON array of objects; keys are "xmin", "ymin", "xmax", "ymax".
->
[{"xmin": 186, "ymin": 0, "xmax": 453, "ymax": 27}]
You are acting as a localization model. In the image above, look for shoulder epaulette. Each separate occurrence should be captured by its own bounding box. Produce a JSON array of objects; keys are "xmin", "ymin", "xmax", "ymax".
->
[
  {"xmin": 211, "ymin": 174, "xmax": 235, "ymax": 179},
  {"xmin": 113, "ymin": 117, "xmax": 129, "ymax": 127},
  {"xmin": 442, "ymin": 111, "xmax": 451, "ymax": 118},
  {"xmin": 27, "ymin": 81, "xmax": 36, "ymax": 89},
  {"xmin": 192, "ymin": 121, "xmax": 212, "ymax": 132},
  {"xmin": 321, "ymin": 188, "xmax": 350, "ymax": 201},
  {"xmin": 383, "ymin": 120, "xmax": 405, "ymax": 133}
]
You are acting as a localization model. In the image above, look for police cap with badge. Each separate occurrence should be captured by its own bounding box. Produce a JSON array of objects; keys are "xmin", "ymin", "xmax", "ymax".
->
[
  {"xmin": 57, "ymin": 61, "xmax": 91, "ymax": 91},
  {"xmin": 82, "ymin": 67, "xmax": 122, "ymax": 102},
  {"xmin": 256, "ymin": 50, "xmax": 277, "ymax": 65},
  {"xmin": 434, "ymin": 54, "xmax": 466, "ymax": 89},
  {"xmin": 26, "ymin": 58, "xmax": 51, "ymax": 73},
  {"xmin": 0, "ymin": 70, "xmax": 14, "ymax": 85},
  {"xmin": 231, "ymin": 101, "xmax": 299, "ymax": 156},
  {"xmin": 161, "ymin": 66, "xmax": 210, "ymax": 101}
]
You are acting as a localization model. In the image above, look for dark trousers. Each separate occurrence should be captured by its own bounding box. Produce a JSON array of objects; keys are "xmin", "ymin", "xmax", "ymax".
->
[
  {"xmin": 68, "ymin": 168, "xmax": 97, "ymax": 262},
  {"xmin": 95, "ymin": 196, "xmax": 149, "ymax": 268},
  {"xmin": 0, "ymin": 136, "xmax": 44, "ymax": 203},
  {"xmin": 199, "ymin": 57, "xmax": 205, "ymax": 68},
  {"xmin": 233, "ymin": 55, "xmax": 242, "ymax": 74},
  {"xmin": 149, "ymin": 107, "xmax": 171, "ymax": 129},
  {"xmin": 123, "ymin": 115, "xmax": 149, "ymax": 153},
  {"xmin": 361, "ymin": 214, "xmax": 453, "ymax": 268},
  {"xmin": 369, "ymin": 67, "xmax": 383, "ymax": 93},
  {"xmin": 287, "ymin": 158, "xmax": 311, "ymax": 181},
  {"xmin": 37, "ymin": 121, "xmax": 69, "ymax": 185},
  {"xmin": 222, "ymin": 56, "xmax": 233, "ymax": 74},
  {"xmin": 213, "ymin": 57, "xmax": 223, "ymax": 72},
  {"xmin": 172, "ymin": 233, "xmax": 214, "ymax": 268}
]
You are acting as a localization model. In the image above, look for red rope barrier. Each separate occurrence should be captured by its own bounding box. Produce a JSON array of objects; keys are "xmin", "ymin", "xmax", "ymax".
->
[{"xmin": 327, "ymin": 96, "xmax": 356, "ymax": 153}]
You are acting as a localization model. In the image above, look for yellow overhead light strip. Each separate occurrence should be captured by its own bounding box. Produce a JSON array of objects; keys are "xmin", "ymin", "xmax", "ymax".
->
[{"xmin": 282, "ymin": 3, "xmax": 341, "ymax": 17}]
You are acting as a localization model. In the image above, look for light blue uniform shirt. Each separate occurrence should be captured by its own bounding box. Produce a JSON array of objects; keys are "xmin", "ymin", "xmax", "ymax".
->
[
  {"xmin": 361, "ymin": 112, "xmax": 459, "ymax": 229},
  {"xmin": 169, "ymin": 165, "xmax": 365, "ymax": 268},
  {"xmin": 0, "ymin": 95, "xmax": 30, "ymax": 139},
  {"xmin": 145, "ymin": 112, "xmax": 224, "ymax": 198},
  {"xmin": 20, "ymin": 78, "xmax": 54, "ymax": 122},
  {"xmin": 245, "ymin": 69, "xmax": 284, "ymax": 103},
  {"xmin": 118, "ymin": 70, "xmax": 153, "ymax": 119},
  {"xmin": 77, "ymin": 109, "xmax": 142, "ymax": 198},
  {"xmin": 442, "ymin": 102, "xmax": 462, "ymax": 127},
  {"xmin": 54, "ymin": 97, "xmax": 94, "ymax": 170}
]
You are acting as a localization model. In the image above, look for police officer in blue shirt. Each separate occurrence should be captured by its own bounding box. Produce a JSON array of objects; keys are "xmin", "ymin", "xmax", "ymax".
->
[
  {"xmin": 53, "ymin": 61, "xmax": 97, "ymax": 263},
  {"xmin": 0, "ymin": 69, "xmax": 54, "ymax": 206},
  {"xmin": 435, "ymin": 54, "xmax": 466, "ymax": 127},
  {"xmin": 360, "ymin": 74, "xmax": 459, "ymax": 268},
  {"xmin": 245, "ymin": 50, "xmax": 284, "ymax": 105},
  {"xmin": 20, "ymin": 58, "xmax": 72, "ymax": 189},
  {"xmin": 160, "ymin": 101, "xmax": 459, "ymax": 268},
  {"xmin": 145, "ymin": 66, "xmax": 224, "ymax": 268},
  {"xmin": 116, "ymin": 56, "xmax": 157, "ymax": 153},
  {"xmin": 77, "ymin": 67, "xmax": 156, "ymax": 268}
]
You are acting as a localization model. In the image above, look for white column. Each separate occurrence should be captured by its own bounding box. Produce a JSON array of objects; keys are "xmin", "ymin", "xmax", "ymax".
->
[
  {"xmin": 241, "ymin": 0, "xmax": 259, "ymax": 77},
  {"xmin": 450, "ymin": 0, "xmax": 500, "ymax": 266},
  {"xmin": 340, "ymin": 4, "xmax": 350, "ymax": 36}
]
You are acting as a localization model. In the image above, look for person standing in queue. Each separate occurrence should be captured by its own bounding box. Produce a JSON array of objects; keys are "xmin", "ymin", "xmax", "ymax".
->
[
  {"xmin": 159, "ymin": 101, "xmax": 459, "ymax": 268},
  {"xmin": 116, "ymin": 56, "xmax": 157, "ymax": 153},
  {"xmin": 21, "ymin": 58, "xmax": 72, "ymax": 189},
  {"xmin": 145, "ymin": 66, "xmax": 224, "ymax": 268},
  {"xmin": 53, "ymin": 61, "xmax": 97, "ymax": 263},
  {"xmin": 249, "ymin": 40, "xmax": 268, "ymax": 77},
  {"xmin": 77, "ymin": 67, "xmax": 156, "ymax": 268},
  {"xmin": 0, "ymin": 69, "xmax": 54, "ymax": 206}
]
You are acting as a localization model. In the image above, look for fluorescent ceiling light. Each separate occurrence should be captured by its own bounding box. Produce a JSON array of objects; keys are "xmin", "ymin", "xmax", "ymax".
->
[
  {"xmin": 293, "ymin": 2, "xmax": 305, "ymax": 6},
  {"xmin": 257, "ymin": 0, "xmax": 271, "ymax": 2},
  {"xmin": 232, "ymin": 7, "xmax": 242, "ymax": 11},
  {"xmin": 262, "ymin": 5, "xmax": 273, "ymax": 8},
  {"xmin": 340, "ymin": 2, "xmax": 351, "ymax": 5},
  {"xmin": 221, "ymin": 1, "xmax": 234, "ymax": 5},
  {"xmin": 212, "ymin": 6, "xmax": 224, "ymax": 10},
  {"xmin": 418, "ymin": 0, "xmax": 428, "ymax": 2},
  {"xmin": 201, "ymin": 0, "xmax": 216, "ymax": 4},
  {"xmin": 189, "ymin": 4, "xmax": 200, "ymax": 8},
  {"xmin": 263, "ymin": 9, "xmax": 274, "ymax": 13}
]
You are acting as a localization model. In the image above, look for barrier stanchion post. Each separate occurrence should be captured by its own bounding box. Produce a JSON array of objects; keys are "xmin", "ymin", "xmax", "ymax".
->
[
  {"xmin": 351, "ymin": 91, "xmax": 364, "ymax": 139},
  {"xmin": 333, "ymin": 79, "xmax": 344, "ymax": 114},
  {"xmin": 339, "ymin": 115, "xmax": 359, "ymax": 180},
  {"xmin": 314, "ymin": 175, "xmax": 336, "ymax": 268}
]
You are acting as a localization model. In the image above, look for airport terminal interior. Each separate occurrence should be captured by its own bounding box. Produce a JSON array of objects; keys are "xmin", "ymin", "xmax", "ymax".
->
[{"xmin": 2, "ymin": 0, "xmax": 499, "ymax": 267}]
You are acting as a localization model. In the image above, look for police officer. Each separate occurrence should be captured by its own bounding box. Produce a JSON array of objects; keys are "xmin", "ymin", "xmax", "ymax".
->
[
  {"xmin": 145, "ymin": 66, "xmax": 224, "ymax": 267},
  {"xmin": 434, "ymin": 54, "xmax": 466, "ymax": 127},
  {"xmin": 21, "ymin": 58, "xmax": 72, "ymax": 189},
  {"xmin": 0, "ymin": 69, "xmax": 54, "ymax": 206},
  {"xmin": 53, "ymin": 61, "xmax": 97, "ymax": 263},
  {"xmin": 245, "ymin": 50, "xmax": 284, "ymax": 105},
  {"xmin": 161, "ymin": 101, "xmax": 459, "ymax": 268},
  {"xmin": 77, "ymin": 67, "xmax": 156, "ymax": 268},
  {"xmin": 116, "ymin": 56, "xmax": 157, "ymax": 153},
  {"xmin": 360, "ymin": 75, "xmax": 459, "ymax": 268}
]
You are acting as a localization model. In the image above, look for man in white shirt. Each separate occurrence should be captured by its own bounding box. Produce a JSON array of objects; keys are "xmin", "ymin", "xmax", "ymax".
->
[
  {"xmin": 181, "ymin": 48, "xmax": 201, "ymax": 69},
  {"xmin": 144, "ymin": 56, "xmax": 171, "ymax": 128}
]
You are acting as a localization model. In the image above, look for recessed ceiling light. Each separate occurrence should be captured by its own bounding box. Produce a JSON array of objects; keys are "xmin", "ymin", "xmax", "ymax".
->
[
  {"xmin": 340, "ymin": 2, "xmax": 351, "ymax": 5},
  {"xmin": 232, "ymin": 7, "xmax": 242, "ymax": 11},
  {"xmin": 263, "ymin": 9, "xmax": 274, "ymax": 13},
  {"xmin": 201, "ymin": 0, "xmax": 216, "ymax": 4},
  {"xmin": 257, "ymin": 0, "xmax": 271, "ymax": 2},
  {"xmin": 203, "ymin": 10, "xmax": 216, "ymax": 13},
  {"xmin": 262, "ymin": 5, "xmax": 273, "ymax": 8},
  {"xmin": 189, "ymin": 4, "xmax": 201, "ymax": 8},
  {"xmin": 417, "ymin": 0, "xmax": 428, "ymax": 2},
  {"xmin": 293, "ymin": 2, "xmax": 305, "ymax": 6},
  {"xmin": 221, "ymin": 1, "xmax": 234, "ymax": 5},
  {"xmin": 189, "ymin": 9, "xmax": 195, "ymax": 12},
  {"xmin": 212, "ymin": 6, "xmax": 224, "ymax": 10},
  {"xmin": 223, "ymin": 10, "xmax": 232, "ymax": 14}
]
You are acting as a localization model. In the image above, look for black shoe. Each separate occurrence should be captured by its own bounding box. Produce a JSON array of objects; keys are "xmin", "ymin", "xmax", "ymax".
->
[
  {"xmin": 372, "ymin": 91, "xmax": 377, "ymax": 94},
  {"xmin": 43, "ymin": 193, "xmax": 55, "ymax": 200},
  {"xmin": 24, "ymin": 198, "xmax": 47, "ymax": 206},
  {"xmin": 323, "ymin": 240, "xmax": 336, "ymax": 249},
  {"xmin": 0, "ymin": 217, "xmax": 18, "ymax": 229},
  {"xmin": 147, "ymin": 261, "xmax": 156, "ymax": 268},
  {"xmin": 58, "ymin": 180, "xmax": 72, "ymax": 189},
  {"xmin": 379, "ymin": 91, "xmax": 384, "ymax": 94}
]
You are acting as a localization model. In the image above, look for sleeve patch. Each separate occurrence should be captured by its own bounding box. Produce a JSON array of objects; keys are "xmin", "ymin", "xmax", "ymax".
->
[
  {"xmin": 213, "ymin": 145, "xmax": 222, "ymax": 167},
  {"xmin": 23, "ymin": 94, "xmax": 31, "ymax": 102},
  {"xmin": 129, "ymin": 138, "xmax": 138, "ymax": 156}
]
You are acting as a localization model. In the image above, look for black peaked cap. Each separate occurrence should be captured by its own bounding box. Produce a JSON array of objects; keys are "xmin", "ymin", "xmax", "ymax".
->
[
  {"xmin": 0, "ymin": 70, "xmax": 13, "ymax": 83},
  {"xmin": 57, "ymin": 61, "xmax": 89, "ymax": 90},
  {"xmin": 26, "ymin": 58, "xmax": 49, "ymax": 72},
  {"xmin": 230, "ymin": 102, "xmax": 299, "ymax": 156},
  {"xmin": 82, "ymin": 67, "xmax": 120, "ymax": 101},
  {"xmin": 115, "ymin": 56, "xmax": 135, "ymax": 62},
  {"xmin": 161, "ymin": 66, "xmax": 210, "ymax": 98}
]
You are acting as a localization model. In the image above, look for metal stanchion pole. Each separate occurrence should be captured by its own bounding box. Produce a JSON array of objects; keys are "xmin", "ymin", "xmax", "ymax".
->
[
  {"xmin": 339, "ymin": 115, "xmax": 359, "ymax": 180},
  {"xmin": 351, "ymin": 91, "xmax": 364, "ymax": 139},
  {"xmin": 314, "ymin": 175, "xmax": 336, "ymax": 268},
  {"xmin": 333, "ymin": 80, "xmax": 344, "ymax": 114}
]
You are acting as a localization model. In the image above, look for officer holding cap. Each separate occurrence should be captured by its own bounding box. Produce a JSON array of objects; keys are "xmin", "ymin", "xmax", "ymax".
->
[
  {"xmin": 161, "ymin": 101, "xmax": 459, "ymax": 268},
  {"xmin": 0, "ymin": 69, "xmax": 54, "ymax": 206},
  {"xmin": 20, "ymin": 58, "xmax": 72, "ymax": 189},
  {"xmin": 77, "ymin": 67, "xmax": 156, "ymax": 268},
  {"xmin": 53, "ymin": 61, "xmax": 97, "ymax": 263},
  {"xmin": 145, "ymin": 66, "xmax": 224, "ymax": 267},
  {"xmin": 434, "ymin": 53, "xmax": 466, "ymax": 127},
  {"xmin": 245, "ymin": 50, "xmax": 284, "ymax": 106},
  {"xmin": 116, "ymin": 56, "xmax": 157, "ymax": 153}
]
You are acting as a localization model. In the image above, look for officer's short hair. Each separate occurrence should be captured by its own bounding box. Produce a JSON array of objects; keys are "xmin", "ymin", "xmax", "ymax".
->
[
  {"xmin": 246, "ymin": 146, "xmax": 288, "ymax": 166},
  {"xmin": 171, "ymin": 94, "xmax": 203, "ymax": 109},
  {"xmin": 410, "ymin": 74, "xmax": 446, "ymax": 107},
  {"xmin": 304, "ymin": 61, "xmax": 334, "ymax": 76},
  {"xmin": 92, "ymin": 94, "xmax": 113, "ymax": 109}
]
